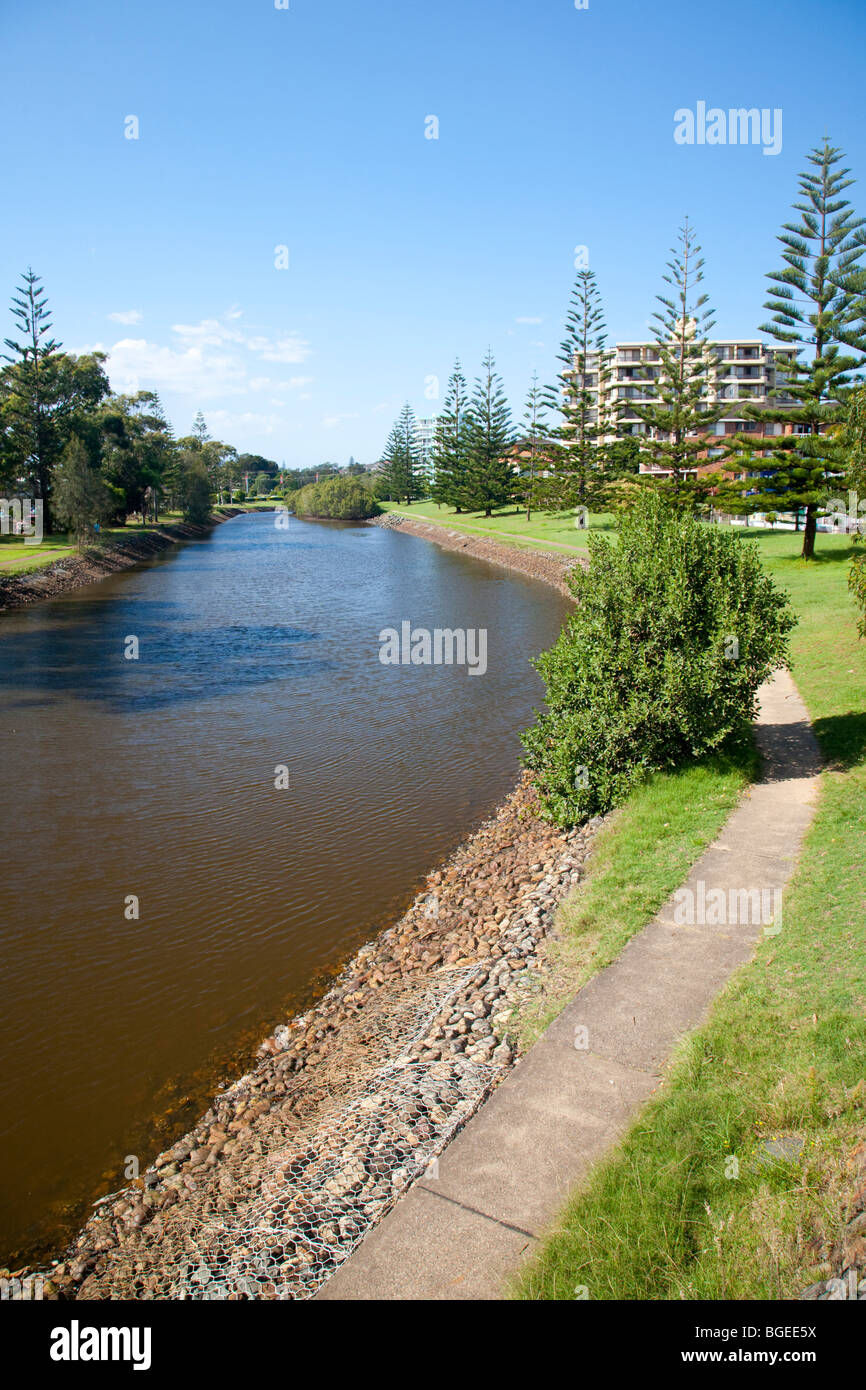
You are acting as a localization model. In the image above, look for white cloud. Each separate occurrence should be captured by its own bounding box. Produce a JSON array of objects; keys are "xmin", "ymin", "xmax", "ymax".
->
[
  {"xmin": 85, "ymin": 311, "xmax": 312, "ymax": 402},
  {"xmin": 90, "ymin": 336, "xmax": 248, "ymax": 399},
  {"xmin": 250, "ymin": 374, "xmax": 314, "ymax": 393},
  {"xmin": 108, "ymin": 310, "xmax": 143, "ymax": 325},
  {"xmin": 323, "ymin": 412, "xmax": 360, "ymax": 429},
  {"xmin": 171, "ymin": 318, "xmax": 232, "ymax": 347},
  {"xmin": 247, "ymin": 336, "xmax": 311, "ymax": 364},
  {"xmin": 206, "ymin": 409, "xmax": 286, "ymax": 435},
  {"xmin": 171, "ymin": 318, "xmax": 311, "ymax": 365}
]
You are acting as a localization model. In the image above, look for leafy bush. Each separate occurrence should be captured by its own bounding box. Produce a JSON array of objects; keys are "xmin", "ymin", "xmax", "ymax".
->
[
  {"xmin": 522, "ymin": 492, "xmax": 796, "ymax": 826},
  {"xmin": 294, "ymin": 476, "xmax": 381, "ymax": 520}
]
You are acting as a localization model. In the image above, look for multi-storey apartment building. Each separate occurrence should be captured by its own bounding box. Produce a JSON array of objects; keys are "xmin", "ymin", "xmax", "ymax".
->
[
  {"xmin": 413, "ymin": 415, "xmax": 439, "ymax": 483},
  {"xmin": 582, "ymin": 338, "xmax": 801, "ymax": 478}
]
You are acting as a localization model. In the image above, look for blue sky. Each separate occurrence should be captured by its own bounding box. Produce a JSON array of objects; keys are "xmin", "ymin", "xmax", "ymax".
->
[{"xmin": 2, "ymin": 0, "xmax": 865, "ymax": 467}]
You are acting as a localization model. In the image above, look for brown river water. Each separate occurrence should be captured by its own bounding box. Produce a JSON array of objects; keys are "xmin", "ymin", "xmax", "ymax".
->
[{"xmin": 0, "ymin": 512, "xmax": 569, "ymax": 1265}]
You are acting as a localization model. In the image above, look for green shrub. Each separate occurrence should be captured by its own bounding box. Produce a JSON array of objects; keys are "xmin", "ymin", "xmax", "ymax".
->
[
  {"xmin": 294, "ymin": 476, "xmax": 381, "ymax": 520},
  {"xmin": 522, "ymin": 492, "xmax": 796, "ymax": 826}
]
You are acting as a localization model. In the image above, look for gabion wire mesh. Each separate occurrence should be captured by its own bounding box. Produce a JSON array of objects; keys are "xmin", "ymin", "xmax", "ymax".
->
[
  {"xmin": 167, "ymin": 1053, "xmax": 499, "ymax": 1300},
  {"xmin": 77, "ymin": 963, "xmax": 509, "ymax": 1301}
]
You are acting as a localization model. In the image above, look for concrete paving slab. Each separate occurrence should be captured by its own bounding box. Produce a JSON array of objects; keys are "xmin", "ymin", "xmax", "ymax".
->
[
  {"xmin": 315, "ymin": 1185, "xmax": 536, "ymax": 1301},
  {"xmin": 419, "ymin": 1049, "xmax": 659, "ymax": 1233},
  {"xmin": 549, "ymin": 924, "xmax": 758, "ymax": 1072}
]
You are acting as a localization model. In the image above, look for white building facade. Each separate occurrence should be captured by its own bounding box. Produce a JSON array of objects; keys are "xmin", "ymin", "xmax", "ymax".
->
[
  {"xmin": 413, "ymin": 416, "xmax": 439, "ymax": 483},
  {"xmin": 581, "ymin": 338, "xmax": 800, "ymax": 478}
]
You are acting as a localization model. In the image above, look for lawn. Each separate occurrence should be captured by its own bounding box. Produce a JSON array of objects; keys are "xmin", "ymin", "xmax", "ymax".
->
[
  {"xmin": 0, "ymin": 509, "xmax": 196, "ymax": 576},
  {"xmin": 381, "ymin": 499, "xmax": 614, "ymax": 552},
  {"xmin": 513, "ymin": 527, "xmax": 866, "ymax": 1299},
  {"xmin": 0, "ymin": 535, "xmax": 76, "ymax": 575}
]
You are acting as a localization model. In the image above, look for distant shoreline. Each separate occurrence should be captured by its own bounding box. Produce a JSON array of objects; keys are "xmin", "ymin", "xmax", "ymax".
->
[
  {"xmin": 368, "ymin": 510, "xmax": 584, "ymax": 596},
  {"xmin": 0, "ymin": 508, "xmax": 248, "ymax": 615}
]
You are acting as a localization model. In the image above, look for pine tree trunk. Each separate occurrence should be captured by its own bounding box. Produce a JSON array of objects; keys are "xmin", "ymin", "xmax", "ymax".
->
[
  {"xmin": 37, "ymin": 486, "xmax": 53, "ymax": 536},
  {"xmin": 801, "ymin": 504, "xmax": 817, "ymax": 559}
]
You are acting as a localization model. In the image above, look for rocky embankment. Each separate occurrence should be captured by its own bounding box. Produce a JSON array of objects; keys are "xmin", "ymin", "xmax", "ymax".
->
[
  {"xmin": 371, "ymin": 511, "xmax": 584, "ymax": 596},
  {"xmin": 0, "ymin": 509, "xmax": 246, "ymax": 613},
  {"xmin": 19, "ymin": 775, "xmax": 602, "ymax": 1300}
]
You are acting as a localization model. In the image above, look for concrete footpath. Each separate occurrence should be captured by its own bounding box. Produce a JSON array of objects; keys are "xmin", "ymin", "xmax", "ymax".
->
[{"xmin": 317, "ymin": 670, "xmax": 822, "ymax": 1300}]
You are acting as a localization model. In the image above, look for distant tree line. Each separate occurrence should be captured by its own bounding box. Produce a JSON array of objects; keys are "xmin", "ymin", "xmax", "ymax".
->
[
  {"xmin": 0, "ymin": 271, "xmax": 280, "ymax": 537},
  {"xmin": 376, "ymin": 340, "xmax": 641, "ymax": 518}
]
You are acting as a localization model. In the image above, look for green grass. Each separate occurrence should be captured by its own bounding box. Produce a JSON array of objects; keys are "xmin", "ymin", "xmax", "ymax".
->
[
  {"xmin": 515, "ymin": 529, "xmax": 866, "ymax": 1300},
  {"xmin": 0, "ymin": 510, "xmax": 194, "ymax": 576},
  {"xmin": 515, "ymin": 734, "xmax": 758, "ymax": 1052},
  {"xmin": 382, "ymin": 499, "xmax": 614, "ymax": 552},
  {"xmin": 0, "ymin": 535, "xmax": 76, "ymax": 575}
]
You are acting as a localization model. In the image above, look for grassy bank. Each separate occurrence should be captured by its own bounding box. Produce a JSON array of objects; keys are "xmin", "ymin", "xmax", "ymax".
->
[
  {"xmin": 515, "ymin": 734, "xmax": 758, "ymax": 1052},
  {"xmin": 0, "ymin": 536, "xmax": 76, "ymax": 574},
  {"xmin": 381, "ymin": 499, "xmax": 613, "ymax": 552},
  {"xmin": 0, "ymin": 512, "xmax": 183, "ymax": 576},
  {"xmin": 0, "ymin": 507, "xmax": 250, "ymax": 577},
  {"xmin": 514, "ymin": 530, "xmax": 866, "ymax": 1300},
  {"xmin": 383, "ymin": 499, "xmax": 851, "ymax": 567}
]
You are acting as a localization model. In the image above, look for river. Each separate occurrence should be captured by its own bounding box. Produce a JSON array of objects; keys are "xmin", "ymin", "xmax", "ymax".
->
[{"xmin": 0, "ymin": 511, "xmax": 568, "ymax": 1264}]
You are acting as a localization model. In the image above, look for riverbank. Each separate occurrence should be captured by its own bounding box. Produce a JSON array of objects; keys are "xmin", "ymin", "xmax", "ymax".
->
[
  {"xmin": 370, "ymin": 511, "xmax": 584, "ymax": 595},
  {"xmin": 1, "ymin": 520, "xmax": 587, "ymax": 1299},
  {"xmin": 319, "ymin": 670, "xmax": 821, "ymax": 1301},
  {"xmin": 0, "ymin": 508, "xmax": 247, "ymax": 614},
  {"xmin": 23, "ymin": 776, "xmax": 601, "ymax": 1299}
]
